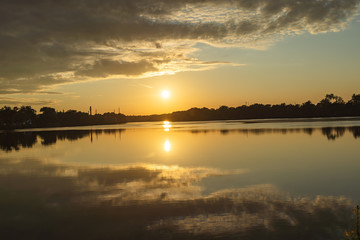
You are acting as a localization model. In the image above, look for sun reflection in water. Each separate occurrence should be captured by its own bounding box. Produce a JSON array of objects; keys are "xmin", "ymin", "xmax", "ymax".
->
[
  {"xmin": 164, "ymin": 140, "xmax": 171, "ymax": 152},
  {"xmin": 163, "ymin": 121, "xmax": 172, "ymax": 132}
]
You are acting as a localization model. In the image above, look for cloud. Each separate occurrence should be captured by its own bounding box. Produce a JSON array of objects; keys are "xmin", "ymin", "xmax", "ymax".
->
[
  {"xmin": 0, "ymin": 97, "xmax": 55, "ymax": 106},
  {"xmin": 0, "ymin": 0, "xmax": 359, "ymax": 94},
  {"xmin": 138, "ymin": 83, "xmax": 153, "ymax": 89},
  {"xmin": 75, "ymin": 59, "xmax": 159, "ymax": 77}
]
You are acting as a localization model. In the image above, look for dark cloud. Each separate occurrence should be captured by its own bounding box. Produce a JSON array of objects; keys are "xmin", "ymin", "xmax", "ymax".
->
[
  {"xmin": 0, "ymin": 0, "xmax": 359, "ymax": 94},
  {"xmin": 75, "ymin": 59, "xmax": 159, "ymax": 77}
]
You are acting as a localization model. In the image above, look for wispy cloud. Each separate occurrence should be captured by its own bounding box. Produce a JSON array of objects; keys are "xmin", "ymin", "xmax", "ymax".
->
[
  {"xmin": 129, "ymin": 83, "xmax": 153, "ymax": 89},
  {"xmin": 0, "ymin": 0, "xmax": 359, "ymax": 94},
  {"xmin": 0, "ymin": 97, "xmax": 55, "ymax": 106}
]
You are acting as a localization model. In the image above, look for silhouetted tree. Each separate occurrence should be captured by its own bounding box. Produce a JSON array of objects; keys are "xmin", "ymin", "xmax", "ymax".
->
[
  {"xmin": 39, "ymin": 107, "xmax": 58, "ymax": 125},
  {"xmin": 301, "ymin": 101, "xmax": 316, "ymax": 117},
  {"xmin": 16, "ymin": 106, "xmax": 37, "ymax": 124},
  {"xmin": 349, "ymin": 94, "xmax": 360, "ymax": 105},
  {"xmin": 0, "ymin": 106, "xmax": 17, "ymax": 126},
  {"xmin": 320, "ymin": 94, "xmax": 345, "ymax": 105}
]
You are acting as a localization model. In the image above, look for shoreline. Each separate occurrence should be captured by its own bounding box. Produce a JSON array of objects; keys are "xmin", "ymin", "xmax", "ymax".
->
[
  {"xmin": 239, "ymin": 116, "xmax": 360, "ymax": 124},
  {"xmin": 2, "ymin": 116, "xmax": 360, "ymax": 133}
]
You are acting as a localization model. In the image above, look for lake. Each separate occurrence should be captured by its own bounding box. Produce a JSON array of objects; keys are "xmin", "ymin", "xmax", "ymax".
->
[{"xmin": 1, "ymin": 119, "xmax": 360, "ymax": 240}]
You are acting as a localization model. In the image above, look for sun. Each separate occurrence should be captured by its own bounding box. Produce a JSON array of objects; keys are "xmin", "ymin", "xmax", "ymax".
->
[{"xmin": 162, "ymin": 90, "xmax": 170, "ymax": 99}]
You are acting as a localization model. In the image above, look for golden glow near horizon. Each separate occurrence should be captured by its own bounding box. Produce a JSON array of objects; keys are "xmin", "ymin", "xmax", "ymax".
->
[{"xmin": 162, "ymin": 90, "xmax": 170, "ymax": 99}]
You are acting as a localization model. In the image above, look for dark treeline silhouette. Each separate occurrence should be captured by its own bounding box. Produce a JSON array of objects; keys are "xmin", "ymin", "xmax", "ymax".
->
[
  {"xmin": 127, "ymin": 93, "xmax": 360, "ymax": 122},
  {"xmin": 0, "ymin": 129, "xmax": 124, "ymax": 152},
  {"xmin": 1, "ymin": 93, "xmax": 360, "ymax": 129},
  {"xmin": 1, "ymin": 127, "xmax": 359, "ymax": 152},
  {"xmin": 0, "ymin": 106, "xmax": 126, "ymax": 129}
]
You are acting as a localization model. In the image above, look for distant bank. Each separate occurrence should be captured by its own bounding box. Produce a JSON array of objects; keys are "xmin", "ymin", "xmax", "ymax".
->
[
  {"xmin": 0, "ymin": 106, "xmax": 126, "ymax": 130},
  {"xmin": 1, "ymin": 93, "xmax": 360, "ymax": 130}
]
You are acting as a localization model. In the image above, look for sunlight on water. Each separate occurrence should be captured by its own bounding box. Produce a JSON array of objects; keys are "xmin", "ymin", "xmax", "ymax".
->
[
  {"xmin": 164, "ymin": 139, "xmax": 171, "ymax": 152},
  {"xmin": 163, "ymin": 120, "xmax": 172, "ymax": 132}
]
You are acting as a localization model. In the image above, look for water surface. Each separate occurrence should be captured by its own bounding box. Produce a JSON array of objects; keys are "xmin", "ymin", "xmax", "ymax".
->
[{"xmin": 1, "ymin": 120, "xmax": 359, "ymax": 239}]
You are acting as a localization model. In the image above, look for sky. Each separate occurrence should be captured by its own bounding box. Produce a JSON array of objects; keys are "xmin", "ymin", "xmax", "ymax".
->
[{"xmin": 1, "ymin": 0, "xmax": 360, "ymax": 115}]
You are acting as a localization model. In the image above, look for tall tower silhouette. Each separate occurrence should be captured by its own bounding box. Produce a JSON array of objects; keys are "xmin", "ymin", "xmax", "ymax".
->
[{"xmin": 89, "ymin": 106, "xmax": 92, "ymax": 116}]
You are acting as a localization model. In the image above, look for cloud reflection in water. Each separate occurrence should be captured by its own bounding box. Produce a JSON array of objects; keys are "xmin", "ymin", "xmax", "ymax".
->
[{"xmin": 0, "ymin": 157, "xmax": 353, "ymax": 240}]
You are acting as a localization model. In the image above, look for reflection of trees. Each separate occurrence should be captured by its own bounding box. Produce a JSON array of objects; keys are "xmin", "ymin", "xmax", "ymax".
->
[
  {"xmin": 0, "ymin": 129, "xmax": 125, "ymax": 152},
  {"xmin": 220, "ymin": 130, "xmax": 229, "ymax": 135},
  {"xmin": 104, "ymin": 129, "xmax": 119, "ymax": 135},
  {"xmin": 187, "ymin": 126, "xmax": 360, "ymax": 141},
  {"xmin": 0, "ymin": 132, "xmax": 37, "ymax": 151},
  {"xmin": 1, "ymin": 126, "xmax": 360, "ymax": 152},
  {"xmin": 36, "ymin": 131, "xmax": 93, "ymax": 146},
  {"xmin": 39, "ymin": 132, "xmax": 58, "ymax": 146},
  {"xmin": 321, "ymin": 127, "xmax": 346, "ymax": 140},
  {"xmin": 320, "ymin": 127, "xmax": 360, "ymax": 140},
  {"xmin": 349, "ymin": 127, "xmax": 360, "ymax": 139},
  {"xmin": 189, "ymin": 128, "xmax": 308, "ymax": 136},
  {"xmin": 303, "ymin": 128, "xmax": 313, "ymax": 135}
]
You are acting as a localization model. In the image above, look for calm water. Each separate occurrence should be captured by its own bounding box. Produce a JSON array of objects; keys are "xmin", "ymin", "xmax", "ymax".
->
[{"xmin": 1, "ymin": 119, "xmax": 360, "ymax": 239}]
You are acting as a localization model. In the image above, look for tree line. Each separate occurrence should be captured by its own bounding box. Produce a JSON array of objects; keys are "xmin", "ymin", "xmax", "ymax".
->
[
  {"xmin": 127, "ymin": 93, "xmax": 360, "ymax": 122},
  {"xmin": 0, "ymin": 106, "xmax": 126, "ymax": 129},
  {"xmin": 1, "ymin": 93, "xmax": 360, "ymax": 129}
]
